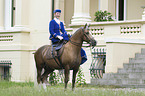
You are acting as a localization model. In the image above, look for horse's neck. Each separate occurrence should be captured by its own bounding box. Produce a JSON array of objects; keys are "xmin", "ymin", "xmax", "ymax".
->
[
  {"xmin": 71, "ymin": 28, "xmax": 83, "ymax": 45},
  {"xmin": 67, "ymin": 28, "xmax": 83, "ymax": 53}
]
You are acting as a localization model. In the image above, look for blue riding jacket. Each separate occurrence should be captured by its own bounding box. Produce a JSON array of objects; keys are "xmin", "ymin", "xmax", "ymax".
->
[
  {"xmin": 49, "ymin": 19, "xmax": 87, "ymax": 64},
  {"xmin": 49, "ymin": 19, "xmax": 69, "ymax": 43}
]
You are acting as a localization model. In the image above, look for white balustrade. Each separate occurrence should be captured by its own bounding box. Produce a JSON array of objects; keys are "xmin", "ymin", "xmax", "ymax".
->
[
  {"xmin": 0, "ymin": 34, "xmax": 13, "ymax": 42},
  {"xmin": 90, "ymin": 27, "xmax": 104, "ymax": 36},
  {"xmin": 120, "ymin": 25, "xmax": 141, "ymax": 35}
]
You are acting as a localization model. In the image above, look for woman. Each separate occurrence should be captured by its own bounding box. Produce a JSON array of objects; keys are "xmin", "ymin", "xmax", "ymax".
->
[{"xmin": 49, "ymin": 9, "xmax": 87, "ymax": 64}]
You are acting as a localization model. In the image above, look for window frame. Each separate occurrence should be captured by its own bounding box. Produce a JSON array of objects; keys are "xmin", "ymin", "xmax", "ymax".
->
[{"xmin": 4, "ymin": 0, "xmax": 15, "ymax": 30}]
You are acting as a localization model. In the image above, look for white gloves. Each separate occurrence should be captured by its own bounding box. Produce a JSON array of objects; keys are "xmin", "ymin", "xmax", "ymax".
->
[{"xmin": 57, "ymin": 35, "xmax": 63, "ymax": 40}]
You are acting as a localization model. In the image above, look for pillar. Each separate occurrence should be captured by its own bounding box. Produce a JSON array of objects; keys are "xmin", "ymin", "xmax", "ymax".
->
[
  {"xmin": 13, "ymin": 0, "xmax": 29, "ymax": 31},
  {"xmin": 55, "ymin": 0, "xmax": 65, "ymax": 22},
  {"xmin": 71, "ymin": 0, "xmax": 91, "ymax": 24},
  {"xmin": 100, "ymin": 0, "xmax": 109, "ymax": 11},
  {"xmin": 0, "ymin": 0, "xmax": 4, "ymax": 30},
  {"xmin": 141, "ymin": 6, "xmax": 145, "ymax": 20}
]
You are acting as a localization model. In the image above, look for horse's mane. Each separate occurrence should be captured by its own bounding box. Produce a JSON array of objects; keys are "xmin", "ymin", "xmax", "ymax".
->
[{"xmin": 71, "ymin": 27, "xmax": 82, "ymax": 38}]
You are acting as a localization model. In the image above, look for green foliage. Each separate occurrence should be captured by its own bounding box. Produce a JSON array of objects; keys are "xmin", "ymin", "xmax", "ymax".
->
[
  {"xmin": 76, "ymin": 67, "xmax": 86, "ymax": 87},
  {"xmin": 49, "ymin": 72, "xmax": 59, "ymax": 85},
  {"xmin": 94, "ymin": 10, "xmax": 114, "ymax": 22},
  {"xmin": 58, "ymin": 70, "xmax": 64, "ymax": 83}
]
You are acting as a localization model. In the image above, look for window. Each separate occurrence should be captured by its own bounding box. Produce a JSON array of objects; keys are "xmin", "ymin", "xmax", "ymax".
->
[
  {"xmin": 119, "ymin": 0, "xmax": 124, "ymax": 20},
  {"xmin": 4, "ymin": 0, "xmax": 15, "ymax": 30},
  {"xmin": 0, "ymin": 61, "xmax": 11, "ymax": 81},
  {"xmin": 52, "ymin": 0, "xmax": 55, "ymax": 20},
  {"xmin": 11, "ymin": 0, "xmax": 16, "ymax": 27},
  {"xmin": 116, "ymin": 0, "xmax": 126, "ymax": 21}
]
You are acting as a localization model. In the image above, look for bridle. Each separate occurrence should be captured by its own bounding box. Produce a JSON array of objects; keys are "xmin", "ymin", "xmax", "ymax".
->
[{"xmin": 69, "ymin": 27, "xmax": 91, "ymax": 47}]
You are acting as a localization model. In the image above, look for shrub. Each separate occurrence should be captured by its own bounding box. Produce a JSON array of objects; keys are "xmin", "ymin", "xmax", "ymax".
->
[
  {"xmin": 49, "ymin": 72, "xmax": 59, "ymax": 85},
  {"xmin": 94, "ymin": 10, "xmax": 114, "ymax": 22},
  {"xmin": 76, "ymin": 67, "xmax": 86, "ymax": 87}
]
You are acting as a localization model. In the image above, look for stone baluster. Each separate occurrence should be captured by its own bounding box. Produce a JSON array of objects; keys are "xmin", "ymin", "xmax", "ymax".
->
[{"xmin": 141, "ymin": 6, "xmax": 145, "ymax": 20}]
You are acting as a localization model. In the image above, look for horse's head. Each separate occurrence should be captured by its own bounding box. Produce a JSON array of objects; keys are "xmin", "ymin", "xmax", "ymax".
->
[{"xmin": 82, "ymin": 23, "xmax": 97, "ymax": 47}]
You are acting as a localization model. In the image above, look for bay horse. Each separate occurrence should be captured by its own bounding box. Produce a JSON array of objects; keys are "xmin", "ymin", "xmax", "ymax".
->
[{"xmin": 34, "ymin": 23, "xmax": 96, "ymax": 91}]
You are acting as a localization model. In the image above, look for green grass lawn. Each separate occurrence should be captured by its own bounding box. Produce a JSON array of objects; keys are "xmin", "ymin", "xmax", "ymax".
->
[{"xmin": 0, "ymin": 81, "xmax": 145, "ymax": 96}]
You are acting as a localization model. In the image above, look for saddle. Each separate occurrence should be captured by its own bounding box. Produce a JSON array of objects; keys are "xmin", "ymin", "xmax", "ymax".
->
[{"xmin": 42, "ymin": 40, "xmax": 65, "ymax": 60}]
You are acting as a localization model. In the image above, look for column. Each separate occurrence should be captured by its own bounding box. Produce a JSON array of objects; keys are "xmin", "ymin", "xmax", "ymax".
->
[
  {"xmin": 100, "ymin": 0, "xmax": 109, "ymax": 11},
  {"xmin": 100, "ymin": 0, "xmax": 116, "ymax": 20},
  {"xmin": 55, "ymin": 0, "xmax": 65, "ymax": 22},
  {"xmin": 0, "ymin": 0, "xmax": 4, "ymax": 30},
  {"xmin": 141, "ymin": 6, "xmax": 145, "ymax": 20},
  {"xmin": 13, "ymin": 0, "xmax": 29, "ymax": 31},
  {"xmin": 71, "ymin": 0, "xmax": 91, "ymax": 24}
]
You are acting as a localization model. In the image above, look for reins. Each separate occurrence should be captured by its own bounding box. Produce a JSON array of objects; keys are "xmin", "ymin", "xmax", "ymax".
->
[{"xmin": 69, "ymin": 28, "xmax": 84, "ymax": 47}]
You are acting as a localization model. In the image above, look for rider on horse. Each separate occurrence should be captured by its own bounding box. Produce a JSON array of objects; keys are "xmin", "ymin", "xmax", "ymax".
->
[{"xmin": 49, "ymin": 9, "xmax": 87, "ymax": 64}]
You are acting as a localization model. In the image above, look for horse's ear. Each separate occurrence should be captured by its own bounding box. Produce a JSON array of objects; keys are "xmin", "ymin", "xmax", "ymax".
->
[{"xmin": 84, "ymin": 23, "xmax": 87, "ymax": 29}]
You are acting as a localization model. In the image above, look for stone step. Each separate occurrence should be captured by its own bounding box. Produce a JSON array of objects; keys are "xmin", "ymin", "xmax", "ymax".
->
[
  {"xmin": 103, "ymin": 73, "xmax": 129, "ymax": 79},
  {"xmin": 128, "ymin": 73, "xmax": 145, "ymax": 79},
  {"xmin": 135, "ymin": 53, "xmax": 145, "ymax": 59},
  {"xmin": 118, "ymin": 68, "xmax": 145, "ymax": 73},
  {"xmin": 123, "ymin": 63, "xmax": 145, "ymax": 69},
  {"xmin": 91, "ymin": 78, "xmax": 118, "ymax": 85},
  {"xmin": 103, "ymin": 72, "xmax": 145, "ymax": 79},
  {"xmin": 91, "ymin": 78, "xmax": 145, "ymax": 85},
  {"xmin": 129, "ymin": 58, "xmax": 145, "ymax": 63},
  {"xmin": 121, "ymin": 79, "xmax": 145, "ymax": 84}
]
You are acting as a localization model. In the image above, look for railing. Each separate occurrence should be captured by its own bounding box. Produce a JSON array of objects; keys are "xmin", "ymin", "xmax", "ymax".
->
[
  {"xmin": 120, "ymin": 25, "xmax": 141, "ymax": 35},
  {"xmin": 90, "ymin": 48, "xmax": 106, "ymax": 79},
  {"xmin": 90, "ymin": 27, "xmax": 104, "ymax": 36},
  {"xmin": 70, "ymin": 20, "xmax": 145, "ymax": 40},
  {"xmin": 0, "ymin": 60, "xmax": 12, "ymax": 81}
]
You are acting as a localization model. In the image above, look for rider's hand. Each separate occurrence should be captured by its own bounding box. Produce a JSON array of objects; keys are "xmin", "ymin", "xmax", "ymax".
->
[{"xmin": 57, "ymin": 35, "xmax": 63, "ymax": 40}]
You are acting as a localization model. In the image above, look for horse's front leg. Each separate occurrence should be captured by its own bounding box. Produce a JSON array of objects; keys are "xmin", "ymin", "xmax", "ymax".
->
[
  {"xmin": 72, "ymin": 67, "xmax": 79, "ymax": 91},
  {"xmin": 64, "ymin": 65, "xmax": 70, "ymax": 90}
]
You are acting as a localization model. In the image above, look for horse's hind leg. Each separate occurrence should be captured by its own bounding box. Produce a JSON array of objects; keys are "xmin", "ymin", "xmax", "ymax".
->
[
  {"xmin": 37, "ymin": 68, "xmax": 42, "ymax": 84},
  {"xmin": 36, "ymin": 66, "xmax": 43, "ymax": 91},
  {"xmin": 41, "ymin": 68, "xmax": 54, "ymax": 91}
]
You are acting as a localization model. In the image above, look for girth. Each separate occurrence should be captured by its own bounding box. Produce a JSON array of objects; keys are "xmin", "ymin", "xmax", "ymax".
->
[{"xmin": 51, "ymin": 45, "xmax": 64, "ymax": 69}]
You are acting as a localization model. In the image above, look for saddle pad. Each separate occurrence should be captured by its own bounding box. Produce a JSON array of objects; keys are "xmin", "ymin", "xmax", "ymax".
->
[{"xmin": 42, "ymin": 45, "xmax": 58, "ymax": 60}]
